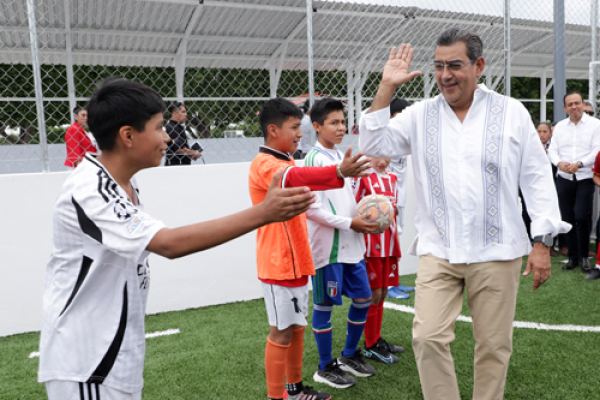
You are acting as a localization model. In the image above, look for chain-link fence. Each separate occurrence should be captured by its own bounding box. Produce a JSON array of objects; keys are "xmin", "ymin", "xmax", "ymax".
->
[{"xmin": 0, "ymin": 0, "xmax": 597, "ymax": 174}]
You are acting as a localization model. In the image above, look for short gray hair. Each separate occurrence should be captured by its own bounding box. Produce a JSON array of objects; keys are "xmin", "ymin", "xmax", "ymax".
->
[{"xmin": 436, "ymin": 28, "xmax": 483, "ymax": 61}]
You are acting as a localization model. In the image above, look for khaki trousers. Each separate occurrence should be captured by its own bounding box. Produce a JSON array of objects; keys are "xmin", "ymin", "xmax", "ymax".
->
[{"xmin": 412, "ymin": 255, "xmax": 522, "ymax": 400}]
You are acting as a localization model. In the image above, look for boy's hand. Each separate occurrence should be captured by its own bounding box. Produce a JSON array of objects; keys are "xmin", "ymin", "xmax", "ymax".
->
[
  {"xmin": 339, "ymin": 146, "xmax": 371, "ymax": 178},
  {"xmin": 350, "ymin": 214, "xmax": 380, "ymax": 234},
  {"xmin": 263, "ymin": 169, "xmax": 316, "ymax": 223}
]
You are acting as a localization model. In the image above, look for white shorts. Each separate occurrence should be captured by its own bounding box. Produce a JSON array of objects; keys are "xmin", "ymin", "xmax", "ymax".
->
[
  {"xmin": 45, "ymin": 380, "xmax": 142, "ymax": 400},
  {"xmin": 261, "ymin": 282, "xmax": 309, "ymax": 331}
]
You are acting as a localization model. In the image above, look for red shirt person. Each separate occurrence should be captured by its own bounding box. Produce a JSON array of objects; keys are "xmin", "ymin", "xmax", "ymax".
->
[{"xmin": 64, "ymin": 106, "xmax": 97, "ymax": 167}]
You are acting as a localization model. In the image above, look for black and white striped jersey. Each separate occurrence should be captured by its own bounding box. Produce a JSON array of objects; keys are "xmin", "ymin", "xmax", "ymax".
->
[{"xmin": 38, "ymin": 154, "xmax": 165, "ymax": 393}]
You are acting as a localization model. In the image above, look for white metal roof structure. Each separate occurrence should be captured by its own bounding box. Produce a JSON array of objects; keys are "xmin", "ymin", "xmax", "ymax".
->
[
  {"xmin": 0, "ymin": 0, "xmax": 598, "ymax": 173},
  {"xmin": 0, "ymin": 0, "xmax": 595, "ymax": 77}
]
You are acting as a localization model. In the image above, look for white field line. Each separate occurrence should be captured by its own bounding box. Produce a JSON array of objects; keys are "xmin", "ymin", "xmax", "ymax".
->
[
  {"xmin": 384, "ymin": 302, "xmax": 600, "ymax": 333},
  {"xmin": 28, "ymin": 328, "xmax": 180, "ymax": 359}
]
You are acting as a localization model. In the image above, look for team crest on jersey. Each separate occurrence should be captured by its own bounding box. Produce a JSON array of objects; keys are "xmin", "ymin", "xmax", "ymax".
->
[
  {"xmin": 114, "ymin": 200, "xmax": 137, "ymax": 220},
  {"xmin": 127, "ymin": 214, "xmax": 150, "ymax": 234},
  {"xmin": 327, "ymin": 281, "xmax": 338, "ymax": 297},
  {"xmin": 369, "ymin": 272, "xmax": 377, "ymax": 281}
]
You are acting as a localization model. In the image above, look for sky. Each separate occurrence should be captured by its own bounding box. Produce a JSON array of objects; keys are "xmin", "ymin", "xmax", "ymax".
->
[{"xmin": 327, "ymin": 0, "xmax": 594, "ymax": 26}]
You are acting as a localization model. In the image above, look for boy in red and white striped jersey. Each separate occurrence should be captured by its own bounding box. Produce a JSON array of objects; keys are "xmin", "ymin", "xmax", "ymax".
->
[{"xmin": 352, "ymin": 156, "xmax": 405, "ymax": 364}]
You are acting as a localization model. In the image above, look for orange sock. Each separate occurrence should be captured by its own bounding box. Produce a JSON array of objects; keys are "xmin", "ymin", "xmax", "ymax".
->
[
  {"xmin": 286, "ymin": 326, "xmax": 306, "ymax": 385},
  {"xmin": 265, "ymin": 337, "xmax": 289, "ymax": 399}
]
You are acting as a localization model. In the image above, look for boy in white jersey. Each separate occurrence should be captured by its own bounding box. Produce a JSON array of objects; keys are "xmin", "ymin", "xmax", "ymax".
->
[
  {"xmin": 304, "ymin": 98, "xmax": 379, "ymax": 389},
  {"xmin": 38, "ymin": 78, "xmax": 315, "ymax": 400},
  {"xmin": 353, "ymin": 157, "xmax": 405, "ymax": 364}
]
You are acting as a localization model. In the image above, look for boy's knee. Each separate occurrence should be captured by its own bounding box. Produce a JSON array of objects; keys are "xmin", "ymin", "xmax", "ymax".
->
[
  {"xmin": 269, "ymin": 326, "xmax": 294, "ymax": 345},
  {"xmin": 371, "ymin": 288, "xmax": 383, "ymax": 305}
]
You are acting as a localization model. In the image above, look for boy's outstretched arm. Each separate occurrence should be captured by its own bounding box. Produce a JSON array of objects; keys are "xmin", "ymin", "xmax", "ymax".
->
[
  {"xmin": 147, "ymin": 169, "xmax": 314, "ymax": 259},
  {"xmin": 284, "ymin": 147, "xmax": 371, "ymax": 190}
]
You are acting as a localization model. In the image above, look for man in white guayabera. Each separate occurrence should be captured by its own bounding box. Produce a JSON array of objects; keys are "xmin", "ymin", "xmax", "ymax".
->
[{"xmin": 358, "ymin": 27, "xmax": 571, "ymax": 400}]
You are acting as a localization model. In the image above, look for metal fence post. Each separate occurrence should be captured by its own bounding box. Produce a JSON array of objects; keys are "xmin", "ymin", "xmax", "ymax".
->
[
  {"xmin": 554, "ymin": 0, "xmax": 567, "ymax": 122},
  {"xmin": 504, "ymin": 0, "xmax": 511, "ymax": 97},
  {"xmin": 26, "ymin": 0, "xmax": 49, "ymax": 172}
]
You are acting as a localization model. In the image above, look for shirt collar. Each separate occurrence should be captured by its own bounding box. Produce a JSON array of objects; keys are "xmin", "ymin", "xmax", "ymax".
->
[
  {"xmin": 567, "ymin": 113, "xmax": 587, "ymax": 126},
  {"xmin": 259, "ymin": 145, "xmax": 291, "ymax": 161},
  {"xmin": 313, "ymin": 141, "xmax": 338, "ymax": 152}
]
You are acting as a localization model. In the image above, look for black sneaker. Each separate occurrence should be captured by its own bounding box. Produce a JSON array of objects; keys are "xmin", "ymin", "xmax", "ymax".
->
[
  {"xmin": 585, "ymin": 268, "xmax": 600, "ymax": 281},
  {"xmin": 379, "ymin": 337, "xmax": 405, "ymax": 354},
  {"xmin": 287, "ymin": 385, "xmax": 331, "ymax": 400},
  {"xmin": 363, "ymin": 340, "xmax": 399, "ymax": 364},
  {"xmin": 338, "ymin": 348, "xmax": 376, "ymax": 377},
  {"xmin": 313, "ymin": 359, "xmax": 356, "ymax": 389}
]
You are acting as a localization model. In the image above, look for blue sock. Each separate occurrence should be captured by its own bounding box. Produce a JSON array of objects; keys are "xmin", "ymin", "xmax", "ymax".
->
[
  {"xmin": 342, "ymin": 299, "xmax": 371, "ymax": 358},
  {"xmin": 312, "ymin": 304, "xmax": 334, "ymax": 370}
]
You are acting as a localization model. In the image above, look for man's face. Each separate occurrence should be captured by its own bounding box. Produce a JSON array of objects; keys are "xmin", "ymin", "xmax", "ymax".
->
[
  {"xmin": 313, "ymin": 110, "xmax": 347, "ymax": 150},
  {"xmin": 172, "ymin": 106, "xmax": 187, "ymax": 124},
  {"xmin": 434, "ymin": 42, "xmax": 484, "ymax": 111},
  {"xmin": 132, "ymin": 113, "xmax": 170, "ymax": 168},
  {"xmin": 563, "ymin": 93, "xmax": 583, "ymax": 122},
  {"xmin": 270, "ymin": 116, "xmax": 303, "ymax": 154},
  {"xmin": 583, "ymin": 104, "xmax": 594, "ymax": 117},
  {"xmin": 537, "ymin": 124, "xmax": 552, "ymax": 145},
  {"xmin": 75, "ymin": 110, "xmax": 87, "ymax": 127}
]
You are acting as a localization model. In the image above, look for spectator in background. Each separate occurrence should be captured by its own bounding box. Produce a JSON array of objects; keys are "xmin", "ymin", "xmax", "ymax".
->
[
  {"xmin": 548, "ymin": 91, "xmax": 600, "ymax": 273},
  {"xmin": 293, "ymin": 101, "xmax": 313, "ymax": 160},
  {"xmin": 584, "ymin": 101, "xmax": 595, "ymax": 117},
  {"xmin": 164, "ymin": 102, "xmax": 201, "ymax": 166},
  {"xmin": 550, "ymin": 120, "xmax": 568, "ymax": 256},
  {"xmin": 64, "ymin": 106, "xmax": 97, "ymax": 168}
]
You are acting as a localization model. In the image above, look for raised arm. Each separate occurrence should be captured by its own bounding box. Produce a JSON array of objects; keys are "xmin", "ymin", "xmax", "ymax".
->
[{"xmin": 369, "ymin": 44, "xmax": 422, "ymax": 113}]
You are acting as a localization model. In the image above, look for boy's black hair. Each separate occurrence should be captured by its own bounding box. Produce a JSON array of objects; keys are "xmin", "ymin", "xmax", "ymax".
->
[
  {"xmin": 390, "ymin": 98, "xmax": 409, "ymax": 116},
  {"xmin": 310, "ymin": 97, "xmax": 345, "ymax": 126},
  {"xmin": 168, "ymin": 101, "xmax": 184, "ymax": 115},
  {"xmin": 73, "ymin": 105, "xmax": 85, "ymax": 115},
  {"xmin": 87, "ymin": 77, "xmax": 165, "ymax": 151},
  {"xmin": 258, "ymin": 97, "xmax": 303, "ymax": 138}
]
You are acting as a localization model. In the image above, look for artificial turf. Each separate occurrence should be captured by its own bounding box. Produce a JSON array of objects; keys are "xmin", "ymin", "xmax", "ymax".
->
[{"xmin": 2, "ymin": 254, "xmax": 599, "ymax": 399}]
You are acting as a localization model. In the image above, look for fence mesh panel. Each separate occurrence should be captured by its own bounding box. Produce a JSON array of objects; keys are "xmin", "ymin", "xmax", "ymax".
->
[{"xmin": 0, "ymin": 0, "xmax": 597, "ymax": 173}]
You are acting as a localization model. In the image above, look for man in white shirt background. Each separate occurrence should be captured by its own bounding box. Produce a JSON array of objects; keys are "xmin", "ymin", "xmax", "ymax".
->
[
  {"xmin": 548, "ymin": 91, "xmax": 600, "ymax": 273},
  {"xmin": 359, "ymin": 28, "xmax": 570, "ymax": 400}
]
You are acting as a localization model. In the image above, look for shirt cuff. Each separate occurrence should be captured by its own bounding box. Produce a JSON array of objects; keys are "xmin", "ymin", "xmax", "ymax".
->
[
  {"xmin": 363, "ymin": 106, "xmax": 392, "ymax": 130},
  {"xmin": 530, "ymin": 218, "xmax": 572, "ymax": 238}
]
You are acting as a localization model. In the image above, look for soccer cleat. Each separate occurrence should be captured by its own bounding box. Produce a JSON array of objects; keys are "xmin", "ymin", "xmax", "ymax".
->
[
  {"xmin": 363, "ymin": 340, "xmax": 399, "ymax": 364},
  {"xmin": 387, "ymin": 286, "xmax": 409, "ymax": 299},
  {"xmin": 379, "ymin": 337, "xmax": 404, "ymax": 354},
  {"xmin": 338, "ymin": 348, "xmax": 376, "ymax": 377},
  {"xmin": 313, "ymin": 359, "xmax": 356, "ymax": 389},
  {"xmin": 286, "ymin": 385, "xmax": 332, "ymax": 400},
  {"xmin": 396, "ymin": 284, "xmax": 415, "ymax": 292}
]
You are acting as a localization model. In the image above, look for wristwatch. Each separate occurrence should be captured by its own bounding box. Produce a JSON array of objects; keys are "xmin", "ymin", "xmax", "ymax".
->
[
  {"xmin": 577, "ymin": 161, "xmax": 584, "ymax": 168},
  {"xmin": 533, "ymin": 234, "xmax": 553, "ymax": 247}
]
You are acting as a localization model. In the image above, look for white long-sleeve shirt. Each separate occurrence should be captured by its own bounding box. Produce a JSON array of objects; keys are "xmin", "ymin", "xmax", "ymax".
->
[
  {"xmin": 359, "ymin": 84, "xmax": 570, "ymax": 264},
  {"xmin": 304, "ymin": 142, "xmax": 366, "ymax": 269},
  {"xmin": 547, "ymin": 114, "xmax": 600, "ymax": 181}
]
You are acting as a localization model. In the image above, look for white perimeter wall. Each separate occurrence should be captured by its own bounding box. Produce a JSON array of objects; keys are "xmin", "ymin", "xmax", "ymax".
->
[{"xmin": 0, "ymin": 160, "xmax": 418, "ymax": 337}]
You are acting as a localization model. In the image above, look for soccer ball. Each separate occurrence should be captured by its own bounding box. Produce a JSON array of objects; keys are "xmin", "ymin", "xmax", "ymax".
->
[{"xmin": 356, "ymin": 194, "xmax": 394, "ymax": 234}]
